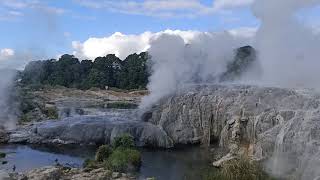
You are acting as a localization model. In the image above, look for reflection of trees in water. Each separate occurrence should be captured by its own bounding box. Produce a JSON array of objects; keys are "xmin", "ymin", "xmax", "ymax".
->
[
  {"xmin": 140, "ymin": 146, "xmax": 217, "ymax": 180},
  {"xmin": 29, "ymin": 144, "xmax": 96, "ymax": 159}
]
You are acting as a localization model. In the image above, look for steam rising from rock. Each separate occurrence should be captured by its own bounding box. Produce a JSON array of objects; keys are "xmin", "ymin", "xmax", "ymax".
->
[
  {"xmin": 252, "ymin": 0, "xmax": 320, "ymax": 178},
  {"xmin": 0, "ymin": 69, "xmax": 17, "ymax": 130},
  {"xmin": 140, "ymin": 1, "xmax": 320, "ymax": 179},
  {"xmin": 253, "ymin": 0, "xmax": 320, "ymax": 88},
  {"xmin": 141, "ymin": 0, "xmax": 320, "ymax": 110},
  {"xmin": 140, "ymin": 32, "xmax": 252, "ymax": 109}
]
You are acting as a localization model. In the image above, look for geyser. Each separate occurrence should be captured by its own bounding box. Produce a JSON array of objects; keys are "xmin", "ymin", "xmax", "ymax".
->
[
  {"xmin": 141, "ymin": 0, "xmax": 320, "ymax": 110},
  {"xmin": 253, "ymin": 0, "xmax": 320, "ymax": 88},
  {"xmin": 140, "ymin": 32, "xmax": 252, "ymax": 109}
]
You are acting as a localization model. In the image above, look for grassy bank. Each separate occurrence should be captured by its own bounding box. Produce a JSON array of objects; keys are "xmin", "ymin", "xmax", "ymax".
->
[{"xmin": 203, "ymin": 157, "xmax": 276, "ymax": 180}]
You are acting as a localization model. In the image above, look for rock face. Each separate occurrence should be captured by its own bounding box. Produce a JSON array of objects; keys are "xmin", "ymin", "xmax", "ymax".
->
[
  {"xmin": 10, "ymin": 166, "xmax": 136, "ymax": 180},
  {"xmin": 9, "ymin": 110, "xmax": 173, "ymax": 148},
  {"xmin": 147, "ymin": 84, "xmax": 320, "ymax": 180},
  {"xmin": 219, "ymin": 46, "xmax": 259, "ymax": 82},
  {"xmin": 0, "ymin": 126, "xmax": 9, "ymax": 143}
]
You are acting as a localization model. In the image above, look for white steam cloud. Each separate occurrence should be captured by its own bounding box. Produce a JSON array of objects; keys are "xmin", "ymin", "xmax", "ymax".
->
[
  {"xmin": 138, "ymin": 0, "xmax": 320, "ymax": 109},
  {"xmin": 72, "ymin": 29, "xmax": 255, "ymax": 60},
  {"xmin": 140, "ymin": 31, "xmax": 253, "ymax": 109},
  {"xmin": 0, "ymin": 69, "xmax": 17, "ymax": 130},
  {"xmin": 0, "ymin": 48, "xmax": 17, "ymax": 130},
  {"xmin": 252, "ymin": 0, "xmax": 320, "ymax": 178},
  {"xmin": 0, "ymin": 48, "xmax": 38, "ymax": 130},
  {"xmin": 252, "ymin": 0, "xmax": 320, "ymax": 88}
]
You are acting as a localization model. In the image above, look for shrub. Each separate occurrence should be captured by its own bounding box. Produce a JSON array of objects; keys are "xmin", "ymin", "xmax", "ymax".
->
[
  {"xmin": 44, "ymin": 106, "xmax": 59, "ymax": 119},
  {"xmin": 0, "ymin": 152, "xmax": 6, "ymax": 158},
  {"xmin": 205, "ymin": 157, "xmax": 275, "ymax": 180},
  {"xmin": 83, "ymin": 159, "xmax": 99, "ymax": 169},
  {"xmin": 95, "ymin": 145, "xmax": 112, "ymax": 162},
  {"xmin": 20, "ymin": 114, "xmax": 32, "ymax": 123},
  {"xmin": 112, "ymin": 134, "xmax": 135, "ymax": 149},
  {"xmin": 83, "ymin": 135, "xmax": 141, "ymax": 173},
  {"xmin": 105, "ymin": 148, "xmax": 141, "ymax": 172}
]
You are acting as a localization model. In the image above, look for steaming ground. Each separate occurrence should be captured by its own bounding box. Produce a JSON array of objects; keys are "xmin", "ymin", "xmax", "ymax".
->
[
  {"xmin": 0, "ymin": 69, "xmax": 17, "ymax": 130},
  {"xmin": 139, "ymin": 32, "xmax": 252, "ymax": 109},
  {"xmin": 138, "ymin": 1, "xmax": 320, "ymax": 179},
  {"xmin": 140, "ymin": 0, "xmax": 320, "ymax": 110}
]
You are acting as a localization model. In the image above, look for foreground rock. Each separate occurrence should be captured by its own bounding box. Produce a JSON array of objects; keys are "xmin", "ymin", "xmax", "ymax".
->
[
  {"xmin": 9, "ymin": 110, "xmax": 173, "ymax": 148},
  {"xmin": 0, "ymin": 126, "xmax": 9, "ymax": 144},
  {"xmin": 10, "ymin": 166, "xmax": 136, "ymax": 180},
  {"xmin": 147, "ymin": 84, "xmax": 320, "ymax": 180}
]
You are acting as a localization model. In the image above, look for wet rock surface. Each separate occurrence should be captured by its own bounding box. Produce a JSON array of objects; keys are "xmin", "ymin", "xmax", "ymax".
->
[
  {"xmin": 9, "ymin": 110, "xmax": 173, "ymax": 148},
  {"xmin": 148, "ymin": 84, "xmax": 320, "ymax": 179},
  {"xmin": 9, "ymin": 84, "xmax": 320, "ymax": 179}
]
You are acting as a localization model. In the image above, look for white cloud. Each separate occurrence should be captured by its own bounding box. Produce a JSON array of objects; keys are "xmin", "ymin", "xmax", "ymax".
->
[
  {"xmin": 74, "ymin": 0, "xmax": 213, "ymax": 18},
  {"xmin": 0, "ymin": 48, "xmax": 15, "ymax": 61},
  {"xmin": 1, "ymin": 0, "xmax": 30, "ymax": 9},
  {"xmin": 72, "ymin": 29, "xmax": 256, "ymax": 60},
  {"xmin": 74, "ymin": 0, "xmax": 256, "ymax": 18},
  {"xmin": 0, "ymin": 0, "xmax": 65, "ymax": 21},
  {"xmin": 73, "ymin": 0, "xmax": 256, "ymax": 18},
  {"xmin": 229, "ymin": 27, "xmax": 257, "ymax": 38},
  {"xmin": 213, "ymin": 0, "xmax": 254, "ymax": 10},
  {"xmin": 72, "ymin": 31, "xmax": 153, "ymax": 60}
]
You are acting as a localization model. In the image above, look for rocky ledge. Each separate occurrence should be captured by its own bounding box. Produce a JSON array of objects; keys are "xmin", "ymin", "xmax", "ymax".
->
[
  {"xmin": 9, "ymin": 113, "xmax": 173, "ymax": 148},
  {"xmin": 8, "ymin": 84, "xmax": 320, "ymax": 179},
  {"xmin": 1, "ymin": 166, "xmax": 137, "ymax": 180},
  {"xmin": 146, "ymin": 84, "xmax": 320, "ymax": 179}
]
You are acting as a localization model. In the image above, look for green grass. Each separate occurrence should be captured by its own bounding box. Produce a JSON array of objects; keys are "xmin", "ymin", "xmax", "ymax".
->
[
  {"xmin": 0, "ymin": 152, "xmax": 6, "ymax": 158},
  {"xmin": 204, "ymin": 157, "xmax": 276, "ymax": 180},
  {"xmin": 83, "ymin": 134, "xmax": 141, "ymax": 173},
  {"xmin": 105, "ymin": 148, "xmax": 141, "ymax": 172},
  {"xmin": 111, "ymin": 134, "xmax": 135, "ymax": 149},
  {"xmin": 44, "ymin": 106, "xmax": 59, "ymax": 119},
  {"xmin": 83, "ymin": 159, "xmax": 100, "ymax": 170},
  {"xmin": 95, "ymin": 145, "xmax": 112, "ymax": 162}
]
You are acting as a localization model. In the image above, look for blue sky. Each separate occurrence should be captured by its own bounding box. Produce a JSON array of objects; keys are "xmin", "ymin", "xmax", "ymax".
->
[
  {"xmin": 0, "ymin": 0, "xmax": 319, "ymax": 61},
  {"xmin": 0, "ymin": 0, "xmax": 259, "ymax": 57}
]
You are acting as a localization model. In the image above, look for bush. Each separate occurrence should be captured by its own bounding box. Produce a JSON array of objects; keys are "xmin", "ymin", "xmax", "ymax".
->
[
  {"xmin": 105, "ymin": 148, "xmax": 141, "ymax": 172},
  {"xmin": 112, "ymin": 134, "xmax": 135, "ymax": 149},
  {"xmin": 83, "ymin": 135, "xmax": 140, "ymax": 173},
  {"xmin": 44, "ymin": 106, "xmax": 59, "ymax": 119},
  {"xmin": 20, "ymin": 114, "xmax": 32, "ymax": 123},
  {"xmin": 205, "ymin": 157, "xmax": 275, "ymax": 180},
  {"xmin": 0, "ymin": 152, "xmax": 6, "ymax": 158},
  {"xmin": 95, "ymin": 145, "xmax": 112, "ymax": 162},
  {"xmin": 83, "ymin": 159, "xmax": 99, "ymax": 169}
]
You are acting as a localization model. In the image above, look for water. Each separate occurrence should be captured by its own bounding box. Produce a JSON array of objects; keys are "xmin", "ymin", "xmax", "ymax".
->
[
  {"xmin": 0, "ymin": 145, "xmax": 94, "ymax": 172},
  {"xmin": 139, "ymin": 147, "xmax": 215, "ymax": 180},
  {"xmin": 0, "ymin": 145, "xmax": 215, "ymax": 180}
]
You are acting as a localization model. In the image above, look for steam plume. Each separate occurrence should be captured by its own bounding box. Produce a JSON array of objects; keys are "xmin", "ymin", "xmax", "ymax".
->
[
  {"xmin": 141, "ymin": 0, "xmax": 320, "ymax": 110},
  {"xmin": 140, "ymin": 32, "xmax": 252, "ymax": 109},
  {"xmin": 252, "ymin": 0, "xmax": 320, "ymax": 87}
]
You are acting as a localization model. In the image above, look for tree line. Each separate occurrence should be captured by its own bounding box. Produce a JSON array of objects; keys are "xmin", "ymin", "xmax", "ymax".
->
[
  {"xmin": 20, "ymin": 46, "xmax": 256, "ymax": 90},
  {"xmin": 20, "ymin": 52, "xmax": 149, "ymax": 90}
]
